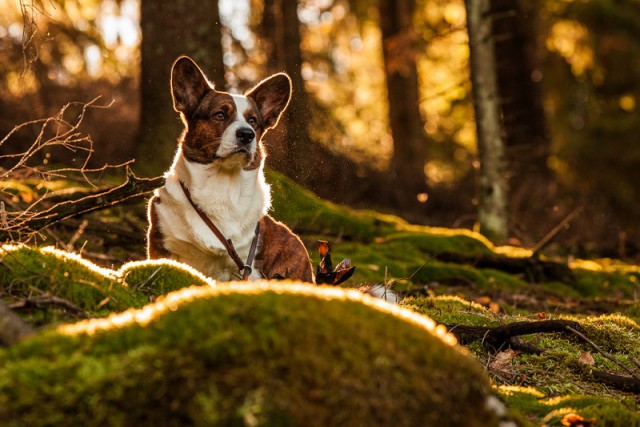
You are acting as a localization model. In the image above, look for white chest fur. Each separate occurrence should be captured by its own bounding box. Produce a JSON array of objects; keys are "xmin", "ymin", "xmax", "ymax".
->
[{"xmin": 154, "ymin": 148, "xmax": 271, "ymax": 280}]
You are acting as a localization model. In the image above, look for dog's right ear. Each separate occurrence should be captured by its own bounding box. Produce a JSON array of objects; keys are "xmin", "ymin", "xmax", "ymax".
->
[{"xmin": 171, "ymin": 56, "xmax": 211, "ymax": 118}]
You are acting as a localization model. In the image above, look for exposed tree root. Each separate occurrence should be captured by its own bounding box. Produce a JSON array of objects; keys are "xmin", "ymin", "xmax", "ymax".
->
[
  {"xmin": 446, "ymin": 319, "xmax": 582, "ymax": 349},
  {"xmin": 447, "ymin": 319, "xmax": 640, "ymax": 395}
]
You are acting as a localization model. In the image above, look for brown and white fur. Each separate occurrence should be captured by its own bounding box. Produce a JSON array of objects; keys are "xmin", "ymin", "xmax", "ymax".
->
[{"xmin": 147, "ymin": 56, "xmax": 313, "ymax": 282}]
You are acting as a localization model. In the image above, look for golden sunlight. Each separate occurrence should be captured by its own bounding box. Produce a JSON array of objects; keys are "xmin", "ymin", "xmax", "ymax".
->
[
  {"xmin": 546, "ymin": 20, "xmax": 594, "ymax": 76},
  {"xmin": 58, "ymin": 280, "xmax": 458, "ymax": 347}
]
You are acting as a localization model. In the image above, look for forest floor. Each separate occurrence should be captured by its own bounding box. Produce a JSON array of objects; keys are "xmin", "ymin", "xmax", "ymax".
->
[{"xmin": 1, "ymin": 170, "xmax": 640, "ymax": 426}]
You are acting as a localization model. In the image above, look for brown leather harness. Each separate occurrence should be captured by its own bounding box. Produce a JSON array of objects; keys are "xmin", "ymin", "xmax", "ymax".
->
[{"xmin": 179, "ymin": 181, "xmax": 260, "ymax": 280}]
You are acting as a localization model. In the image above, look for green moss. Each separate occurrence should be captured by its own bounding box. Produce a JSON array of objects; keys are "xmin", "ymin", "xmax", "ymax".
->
[
  {"xmin": 383, "ymin": 232, "xmax": 493, "ymax": 257},
  {"xmin": 400, "ymin": 295, "xmax": 640, "ymax": 414},
  {"xmin": 499, "ymin": 387, "xmax": 640, "ymax": 426},
  {"xmin": 402, "ymin": 295, "xmax": 498, "ymax": 327},
  {"xmin": 410, "ymin": 261, "xmax": 490, "ymax": 288},
  {"xmin": 267, "ymin": 169, "xmax": 399, "ymax": 242},
  {"xmin": 0, "ymin": 284, "xmax": 509, "ymax": 427},
  {"xmin": 4, "ymin": 171, "xmax": 640, "ymax": 424},
  {"xmin": 268, "ymin": 168, "xmax": 640, "ymax": 307},
  {"xmin": 573, "ymin": 268, "xmax": 640, "ymax": 298},
  {"xmin": 0, "ymin": 247, "xmax": 218, "ymax": 325},
  {"xmin": 119, "ymin": 259, "xmax": 209, "ymax": 296},
  {"xmin": 561, "ymin": 313, "xmax": 640, "ymax": 354},
  {"xmin": 624, "ymin": 302, "xmax": 640, "ymax": 322},
  {"xmin": 0, "ymin": 245, "xmax": 144, "ymax": 314}
]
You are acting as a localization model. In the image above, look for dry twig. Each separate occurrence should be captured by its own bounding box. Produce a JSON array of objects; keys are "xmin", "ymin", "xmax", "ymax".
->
[{"xmin": 0, "ymin": 99, "xmax": 162, "ymax": 242}]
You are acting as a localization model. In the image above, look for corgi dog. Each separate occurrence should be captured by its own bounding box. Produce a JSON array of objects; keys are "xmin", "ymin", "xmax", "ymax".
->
[{"xmin": 147, "ymin": 56, "xmax": 313, "ymax": 282}]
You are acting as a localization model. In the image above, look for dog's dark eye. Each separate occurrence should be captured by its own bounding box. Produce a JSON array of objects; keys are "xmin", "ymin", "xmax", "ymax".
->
[
  {"xmin": 214, "ymin": 112, "xmax": 226, "ymax": 121},
  {"xmin": 247, "ymin": 117, "xmax": 257, "ymax": 125}
]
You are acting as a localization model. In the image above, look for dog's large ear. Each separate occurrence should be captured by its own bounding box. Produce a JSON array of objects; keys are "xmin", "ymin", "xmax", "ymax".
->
[
  {"xmin": 171, "ymin": 56, "xmax": 211, "ymax": 117},
  {"xmin": 246, "ymin": 73, "xmax": 292, "ymax": 129}
]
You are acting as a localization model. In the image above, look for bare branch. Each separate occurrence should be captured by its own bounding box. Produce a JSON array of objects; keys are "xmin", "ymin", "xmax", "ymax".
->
[
  {"xmin": 0, "ymin": 170, "xmax": 163, "ymax": 242},
  {"xmin": 0, "ymin": 98, "xmax": 142, "ymax": 242}
]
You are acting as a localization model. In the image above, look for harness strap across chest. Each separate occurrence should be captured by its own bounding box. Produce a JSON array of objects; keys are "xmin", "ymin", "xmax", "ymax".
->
[{"xmin": 179, "ymin": 181, "xmax": 260, "ymax": 280}]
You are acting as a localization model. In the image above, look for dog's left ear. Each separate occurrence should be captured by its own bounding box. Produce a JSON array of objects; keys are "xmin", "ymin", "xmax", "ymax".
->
[
  {"xmin": 246, "ymin": 73, "xmax": 292, "ymax": 129},
  {"xmin": 171, "ymin": 56, "xmax": 211, "ymax": 118}
]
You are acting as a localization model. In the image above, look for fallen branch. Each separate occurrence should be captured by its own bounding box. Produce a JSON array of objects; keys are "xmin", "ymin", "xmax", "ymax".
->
[
  {"xmin": 449, "ymin": 319, "xmax": 640, "ymax": 394},
  {"xmin": 590, "ymin": 370, "xmax": 640, "ymax": 394},
  {"xmin": 446, "ymin": 319, "xmax": 582, "ymax": 350},
  {"xmin": 531, "ymin": 207, "xmax": 583, "ymax": 257},
  {"xmin": 1, "ymin": 169, "xmax": 163, "ymax": 241},
  {"xmin": 566, "ymin": 325, "xmax": 640, "ymax": 381},
  {"xmin": 60, "ymin": 217, "xmax": 145, "ymax": 243},
  {"xmin": 436, "ymin": 251, "xmax": 575, "ymax": 283},
  {"xmin": 10, "ymin": 294, "xmax": 88, "ymax": 318}
]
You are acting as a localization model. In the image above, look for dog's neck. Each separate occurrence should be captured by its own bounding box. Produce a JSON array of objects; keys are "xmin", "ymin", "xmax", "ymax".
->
[{"xmin": 168, "ymin": 145, "xmax": 271, "ymax": 238}]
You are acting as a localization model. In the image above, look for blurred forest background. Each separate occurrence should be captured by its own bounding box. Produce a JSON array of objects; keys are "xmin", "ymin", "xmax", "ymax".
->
[{"xmin": 1, "ymin": 0, "xmax": 640, "ymax": 260}]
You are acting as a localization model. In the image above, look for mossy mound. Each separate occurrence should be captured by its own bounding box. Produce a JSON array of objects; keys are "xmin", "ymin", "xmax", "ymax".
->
[
  {"xmin": 0, "ymin": 246, "xmax": 212, "ymax": 324},
  {"xmin": 118, "ymin": 259, "xmax": 210, "ymax": 296},
  {"xmin": 0, "ymin": 283, "xmax": 512, "ymax": 427},
  {"xmin": 403, "ymin": 296, "xmax": 640, "ymax": 424},
  {"xmin": 8, "ymin": 171, "xmax": 640, "ymax": 314},
  {"xmin": 266, "ymin": 171, "xmax": 640, "ymax": 307},
  {"xmin": 267, "ymin": 169, "xmax": 401, "ymax": 242},
  {"xmin": 0, "ymin": 245, "xmax": 141, "ymax": 315}
]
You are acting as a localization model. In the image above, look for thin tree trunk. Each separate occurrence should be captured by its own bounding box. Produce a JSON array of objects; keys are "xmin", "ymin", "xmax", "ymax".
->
[
  {"xmin": 210, "ymin": 2, "xmax": 226, "ymax": 87},
  {"xmin": 259, "ymin": 0, "xmax": 314, "ymax": 186},
  {"xmin": 491, "ymin": 0, "xmax": 550, "ymax": 170},
  {"xmin": 491, "ymin": 0, "xmax": 556, "ymax": 237},
  {"xmin": 137, "ymin": 0, "xmax": 225, "ymax": 176},
  {"xmin": 465, "ymin": 0, "xmax": 508, "ymax": 243},
  {"xmin": 261, "ymin": 0, "xmax": 281, "ymax": 74},
  {"xmin": 378, "ymin": 0, "xmax": 429, "ymax": 209}
]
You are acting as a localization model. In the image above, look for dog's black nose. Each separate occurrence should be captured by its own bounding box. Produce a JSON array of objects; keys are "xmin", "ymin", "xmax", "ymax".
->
[{"xmin": 236, "ymin": 128, "xmax": 255, "ymax": 144}]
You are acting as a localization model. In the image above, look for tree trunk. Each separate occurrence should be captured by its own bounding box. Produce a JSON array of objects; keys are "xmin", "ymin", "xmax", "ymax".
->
[
  {"xmin": 259, "ymin": 0, "xmax": 315, "ymax": 187},
  {"xmin": 261, "ymin": 0, "xmax": 281, "ymax": 74},
  {"xmin": 491, "ymin": 0, "xmax": 549, "ymax": 171},
  {"xmin": 378, "ymin": 0, "xmax": 429, "ymax": 209},
  {"xmin": 491, "ymin": 0, "xmax": 556, "ymax": 239},
  {"xmin": 465, "ymin": 0, "xmax": 508, "ymax": 243},
  {"xmin": 137, "ymin": 0, "xmax": 225, "ymax": 176}
]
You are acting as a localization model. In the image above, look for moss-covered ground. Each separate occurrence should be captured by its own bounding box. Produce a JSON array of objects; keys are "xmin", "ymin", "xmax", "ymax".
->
[
  {"xmin": 0, "ymin": 281, "xmax": 510, "ymax": 427},
  {"xmin": 2, "ymin": 170, "xmax": 640, "ymax": 425},
  {"xmin": 404, "ymin": 295, "xmax": 640, "ymax": 425}
]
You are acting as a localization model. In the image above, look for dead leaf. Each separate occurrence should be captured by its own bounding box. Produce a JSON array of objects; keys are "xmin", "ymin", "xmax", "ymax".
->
[
  {"xmin": 537, "ymin": 312, "xmax": 547, "ymax": 320},
  {"xmin": 315, "ymin": 240, "xmax": 356, "ymax": 285},
  {"xmin": 317, "ymin": 240, "xmax": 330, "ymax": 261},
  {"xmin": 561, "ymin": 413, "xmax": 596, "ymax": 427},
  {"xmin": 489, "ymin": 349, "xmax": 518, "ymax": 376},
  {"xmin": 20, "ymin": 191, "xmax": 34, "ymax": 204},
  {"xmin": 475, "ymin": 296, "xmax": 491, "ymax": 306},
  {"xmin": 578, "ymin": 351, "xmax": 594, "ymax": 366},
  {"xmin": 317, "ymin": 240, "xmax": 332, "ymax": 274}
]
